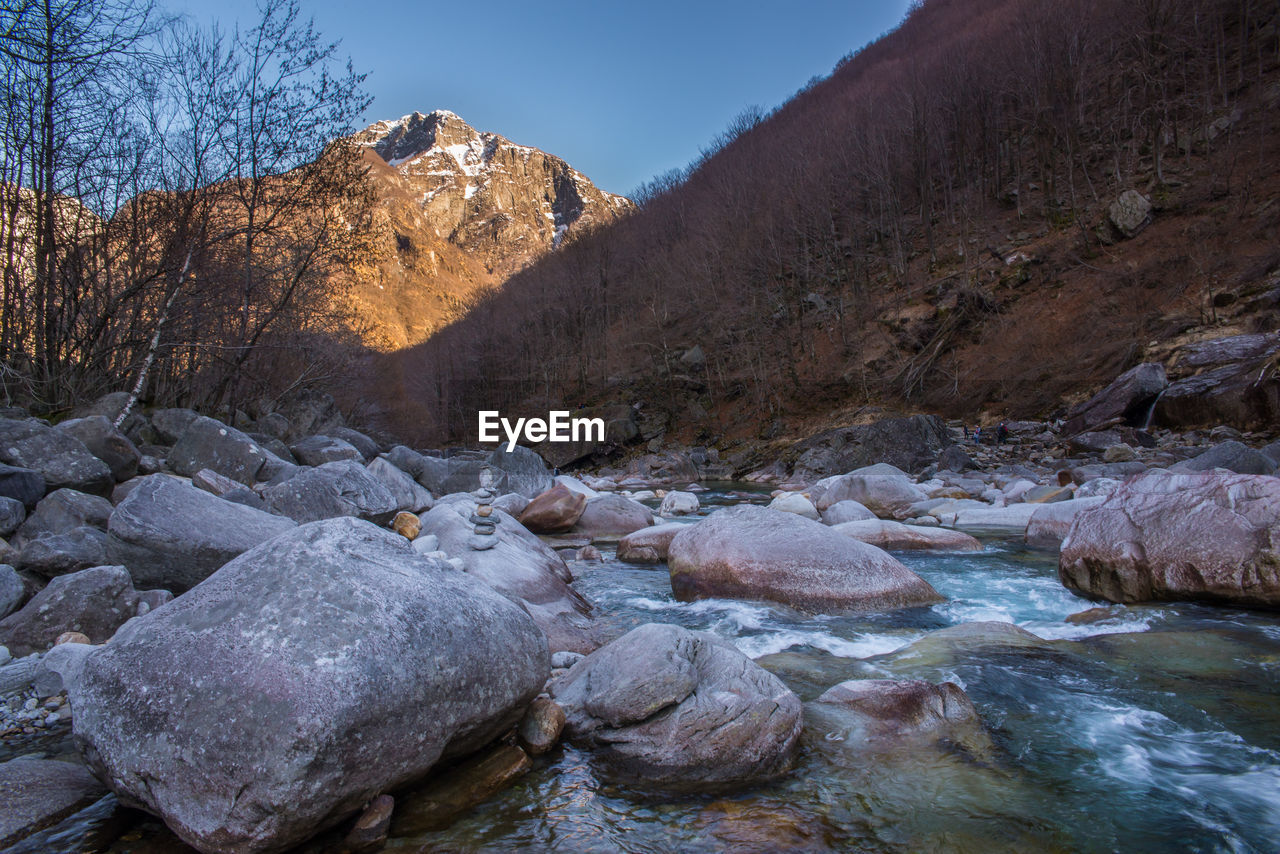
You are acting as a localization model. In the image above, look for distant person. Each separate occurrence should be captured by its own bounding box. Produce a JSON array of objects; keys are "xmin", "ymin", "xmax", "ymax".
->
[
  {"xmin": 974, "ymin": 426, "xmax": 983, "ymax": 444},
  {"xmin": 997, "ymin": 422, "xmax": 1008, "ymax": 445},
  {"xmin": 963, "ymin": 424, "xmax": 970, "ymax": 440}
]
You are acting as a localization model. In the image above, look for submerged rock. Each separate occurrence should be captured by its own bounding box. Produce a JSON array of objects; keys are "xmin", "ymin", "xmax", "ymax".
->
[
  {"xmin": 616, "ymin": 522, "xmax": 688, "ymax": 564},
  {"xmin": 552, "ymin": 623, "xmax": 802, "ymax": 790},
  {"xmin": 668, "ymin": 505, "xmax": 942, "ymax": 612},
  {"xmin": 68, "ymin": 518, "xmax": 548, "ymax": 854},
  {"xmin": 815, "ymin": 678, "xmax": 988, "ymax": 746},
  {"xmin": 391, "ymin": 744, "xmax": 532, "ymax": 836},
  {"xmin": 1059, "ymin": 471, "xmax": 1280, "ymax": 607}
]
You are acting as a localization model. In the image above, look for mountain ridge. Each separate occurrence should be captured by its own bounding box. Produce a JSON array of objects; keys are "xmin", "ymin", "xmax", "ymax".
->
[{"xmin": 340, "ymin": 109, "xmax": 632, "ymax": 351}]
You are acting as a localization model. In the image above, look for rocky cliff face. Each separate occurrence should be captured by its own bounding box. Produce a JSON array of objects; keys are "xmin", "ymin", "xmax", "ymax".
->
[{"xmin": 344, "ymin": 111, "xmax": 631, "ymax": 350}]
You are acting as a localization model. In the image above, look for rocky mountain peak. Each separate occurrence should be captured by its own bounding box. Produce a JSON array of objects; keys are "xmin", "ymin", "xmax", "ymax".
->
[
  {"xmin": 354, "ymin": 109, "xmax": 630, "ymax": 268},
  {"xmin": 341, "ymin": 110, "xmax": 633, "ymax": 351}
]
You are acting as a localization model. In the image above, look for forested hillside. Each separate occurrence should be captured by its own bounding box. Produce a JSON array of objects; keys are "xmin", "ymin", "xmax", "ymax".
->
[{"xmin": 377, "ymin": 0, "xmax": 1280, "ymax": 445}]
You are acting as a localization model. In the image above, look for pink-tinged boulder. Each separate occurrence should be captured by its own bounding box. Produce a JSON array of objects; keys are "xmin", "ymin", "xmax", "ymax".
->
[
  {"xmin": 517, "ymin": 483, "xmax": 587, "ymax": 534},
  {"xmin": 616, "ymin": 522, "xmax": 688, "ymax": 564},
  {"xmin": 570, "ymin": 494, "xmax": 654, "ymax": 541},
  {"xmin": 668, "ymin": 505, "xmax": 942, "ymax": 613},
  {"xmin": 831, "ymin": 519, "xmax": 981, "ymax": 552},
  {"xmin": 551, "ymin": 623, "xmax": 802, "ymax": 791},
  {"xmin": 808, "ymin": 472, "xmax": 927, "ymax": 519},
  {"xmin": 66, "ymin": 519, "xmax": 548, "ymax": 854},
  {"xmin": 1059, "ymin": 471, "xmax": 1280, "ymax": 607},
  {"xmin": 1024, "ymin": 497, "xmax": 1105, "ymax": 549}
]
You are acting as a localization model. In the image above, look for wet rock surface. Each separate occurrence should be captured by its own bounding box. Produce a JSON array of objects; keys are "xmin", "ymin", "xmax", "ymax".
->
[{"xmin": 552, "ymin": 623, "xmax": 802, "ymax": 791}]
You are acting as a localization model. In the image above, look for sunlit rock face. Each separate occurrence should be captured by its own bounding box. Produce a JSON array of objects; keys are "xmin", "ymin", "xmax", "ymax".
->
[{"xmin": 355, "ymin": 109, "xmax": 631, "ymax": 273}]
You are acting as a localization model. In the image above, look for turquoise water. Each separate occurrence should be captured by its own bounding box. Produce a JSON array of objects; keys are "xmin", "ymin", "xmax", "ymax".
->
[
  {"xmin": 406, "ymin": 487, "xmax": 1280, "ymax": 854},
  {"xmin": 15, "ymin": 485, "xmax": 1280, "ymax": 853}
]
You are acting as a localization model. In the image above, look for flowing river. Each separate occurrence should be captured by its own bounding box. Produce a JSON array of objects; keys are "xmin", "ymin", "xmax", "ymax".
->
[
  {"xmin": 13, "ymin": 484, "xmax": 1280, "ymax": 853},
  {"xmin": 404, "ymin": 484, "xmax": 1280, "ymax": 854}
]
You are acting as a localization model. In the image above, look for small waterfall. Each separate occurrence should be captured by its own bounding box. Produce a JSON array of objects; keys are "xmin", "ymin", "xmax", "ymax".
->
[{"xmin": 1140, "ymin": 389, "xmax": 1167, "ymax": 430}]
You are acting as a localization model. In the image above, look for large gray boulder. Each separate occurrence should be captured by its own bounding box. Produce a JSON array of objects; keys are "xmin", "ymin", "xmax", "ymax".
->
[
  {"xmin": 13, "ymin": 527, "xmax": 109, "ymax": 577},
  {"xmin": 14, "ymin": 488, "xmax": 112, "ymax": 543},
  {"xmin": 0, "ymin": 564, "xmax": 26, "ymax": 618},
  {"xmin": 809, "ymin": 471, "xmax": 928, "ymax": 518},
  {"xmin": 0, "ymin": 565, "xmax": 140, "ymax": 656},
  {"xmin": 108, "ymin": 475, "xmax": 296, "ymax": 591},
  {"xmin": 668, "ymin": 505, "xmax": 942, "ymax": 612},
  {"xmin": 0, "ymin": 497, "xmax": 22, "ymax": 538},
  {"xmin": 1059, "ymin": 471, "xmax": 1280, "ymax": 607},
  {"xmin": 289, "ymin": 434, "xmax": 363, "ymax": 467},
  {"xmin": 486, "ymin": 446, "xmax": 553, "ymax": 498},
  {"xmin": 819, "ymin": 499, "xmax": 877, "ymax": 525},
  {"xmin": 1155, "ymin": 343, "xmax": 1280, "ymax": 430},
  {"xmin": 551, "ymin": 623, "xmax": 801, "ymax": 791},
  {"xmin": 1108, "ymin": 189, "xmax": 1153, "ymax": 238},
  {"xmin": 169, "ymin": 416, "xmax": 295, "ymax": 486},
  {"xmin": 791, "ymin": 414, "xmax": 951, "ymax": 481},
  {"xmin": 1062, "ymin": 363, "xmax": 1168, "ymax": 436},
  {"xmin": 1169, "ymin": 440, "xmax": 1277, "ymax": 475},
  {"xmin": 67, "ymin": 518, "xmax": 548, "ymax": 854},
  {"xmin": 416, "ymin": 455, "xmax": 495, "ymax": 497},
  {"xmin": 54, "ymin": 415, "xmax": 141, "ymax": 482},
  {"xmin": 149, "ymin": 408, "xmax": 200, "ymax": 444},
  {"xmin": 1024, "ymin": 497, "xmax": 1106, "ymax": 549},
  {"xmin": 382, "ymin": 445, "xmax": 429, "ymax": 480},
  {"xmin": 419, "ymin": 501, "xmax": 598, "ymax": 653},
  {"xmin": 0, "ymin": 418, "xmax": 113, "ymax": 496},
  {"xmin": 570, "ymin": 494, "xmax": 654, "ymax": 541},
  {"xmin": 0, "ymin": 758, "xmax": 108, "ymax": 849},
  {"xmin": 364, "ymin": 457, "xmax": 434, "ymax": 513},
  {"xmin": 832, "ymin": 519, "xmax": 982, "ymax": 551},
  {"xmin": 0, "ymin": 463, "xmax": 44, "ymax": 509},
  {"xmin": 262, "ymin": 460, "xmax": 398, "ymax": 525},
  {"xmin": 325, "ymin": 427, "xmax": 379, "ymax": 461}
]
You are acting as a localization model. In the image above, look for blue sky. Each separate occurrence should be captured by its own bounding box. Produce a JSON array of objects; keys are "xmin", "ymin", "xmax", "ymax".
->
[{"xmin": 166, "ymin": 0, "xmax": 911, "ymax": 195}]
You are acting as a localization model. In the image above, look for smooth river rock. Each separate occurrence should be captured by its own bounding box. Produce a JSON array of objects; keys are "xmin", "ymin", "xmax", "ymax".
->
[
  {"xmin": 832, "ymin": 519, "xmax": 982, "ymax": 551},
  {"xmin": 1059, "ymin": 471, "xmax": 1280, "ymax": 607},
  {"xmin": 668, "ymin": 505, "xmax": 942, "ymax": 612},
  {"xmin": 552, "ymin": 623, "xmax": 802, "ymax": 791},
  {"xmin": 67, "ymin": 518, "xmax": 548, "ymax": 854},
  {"xmin": 570, "ymin": 493, "xmax": 654, "ymax": 541},
  {"xmin": 616, "ymin": 522, "xmax": 688, "ymax": 564}
]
